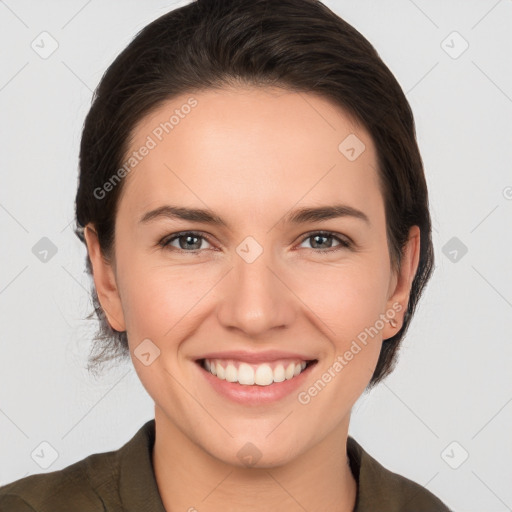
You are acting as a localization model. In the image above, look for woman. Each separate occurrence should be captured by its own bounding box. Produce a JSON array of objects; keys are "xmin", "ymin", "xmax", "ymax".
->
[{"xmin": 0, "ymin": 0, "xmax": 451, "ymax": 510}]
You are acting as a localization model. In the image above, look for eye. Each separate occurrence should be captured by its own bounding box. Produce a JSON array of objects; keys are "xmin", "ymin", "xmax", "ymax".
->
[
  {"xmin": 297, "ymin": 231, "xmax": 351, "ymax": 253},
  {"xmin": 158, "ymin": 230, "xmax": 352, "ymax": 254},
  {"xmin": 159, "ymin": 231, "xmax": 214, "ymax": 252}
]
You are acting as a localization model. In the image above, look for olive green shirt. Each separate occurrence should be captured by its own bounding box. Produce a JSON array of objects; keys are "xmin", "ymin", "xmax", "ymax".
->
[{"xmin": 0, "ymin": 419, "xmax": 451, "ymax": 511}]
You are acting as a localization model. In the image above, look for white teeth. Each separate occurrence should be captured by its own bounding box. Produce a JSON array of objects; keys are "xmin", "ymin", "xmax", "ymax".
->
[
  {"xmin": 225, "ymin": 363, "xmax": 237, "ymax": 382},
  {"xmin": 202, "ymin": 359, "xmax": 310, "ymax": 386},
  {"xmin": 285, "ymin": 362, "xmax": 295, "ymax": 380},
  {"xmin": 238, "ymin": 363, "xmax": 254, "ymax": 385},
  {"xmin": 254, "ymin": 364, "xmax": 274, "ymax": 386},
  {"xmin": 216, "ymin": 363, "xmax": 226, "ymax": 380},
  {"xmin": 273, "ymin": 364, "xmax": 285, "ymax": 383}
]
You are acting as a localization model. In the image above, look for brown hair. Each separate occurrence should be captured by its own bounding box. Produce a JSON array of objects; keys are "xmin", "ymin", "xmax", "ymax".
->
[{"xmin": 74, "ymin": 0, "xmax": 434, "ymax": 388}]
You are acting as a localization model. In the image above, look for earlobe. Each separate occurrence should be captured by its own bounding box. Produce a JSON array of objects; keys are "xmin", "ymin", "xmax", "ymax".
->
[
  {"xmin": 83, "ymin": 224, "xmax": 126, "ymax": 332},
  {"xmin": 383, "ymin": 225, "xmax": 421, "ymax": 339}
]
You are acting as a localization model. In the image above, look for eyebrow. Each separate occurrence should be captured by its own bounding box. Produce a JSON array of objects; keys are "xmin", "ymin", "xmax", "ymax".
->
[{"xmin": 139, "ymin": 203, "xmax": 370, "ymax": 228}]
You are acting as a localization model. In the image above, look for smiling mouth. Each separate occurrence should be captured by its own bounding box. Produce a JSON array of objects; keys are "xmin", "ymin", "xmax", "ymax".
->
[{"xmin": 196, "ymin": 358, "xmax": 318, "ymax": 386}]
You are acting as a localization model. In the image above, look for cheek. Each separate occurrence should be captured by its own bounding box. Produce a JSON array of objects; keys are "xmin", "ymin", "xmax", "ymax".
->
[
  {"xmin": 296, "ymin": 262, "xmax": 390, "ymax": 399},
  {"xmin": 117, "ymin": 257, "xmax": 216, "ymax": 343},
  {"xmin": 293, "ymin": 256, "xmax": 392, "ymax": 337}
]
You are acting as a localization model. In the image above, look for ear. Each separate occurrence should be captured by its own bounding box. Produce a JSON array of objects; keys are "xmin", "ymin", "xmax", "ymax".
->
[
  {"xmin": 382, "ymin": 225, "xmax": 421, "ymax": 340},
  {"xmin": 83, "ymin": 224, "xmax": 126, "ymax": 332}
]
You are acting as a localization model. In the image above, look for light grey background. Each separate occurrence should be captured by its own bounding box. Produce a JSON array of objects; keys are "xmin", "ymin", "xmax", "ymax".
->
[{"xmin": 1, "ymin": 1, "xmax": 511, "ymax": 510}]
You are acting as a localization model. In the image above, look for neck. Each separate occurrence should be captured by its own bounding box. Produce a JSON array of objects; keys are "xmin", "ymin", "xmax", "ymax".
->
[{"xmin": 152, "ymin": 407, "xmax": 357, "ymax": 512}]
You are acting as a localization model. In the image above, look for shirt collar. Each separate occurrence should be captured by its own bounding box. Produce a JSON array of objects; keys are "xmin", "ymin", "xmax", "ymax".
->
[
  {"xmin": 118, "ymin": 419, "xmax": 378, "ymax": 512},
  {"xmin": 118, "ymin": 419, "xmax": 167, "ymax": 512}
]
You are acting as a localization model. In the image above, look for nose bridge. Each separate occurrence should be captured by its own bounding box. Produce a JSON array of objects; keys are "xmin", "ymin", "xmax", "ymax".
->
[{"xmin": 216, "ymin": 237, "xmax": 295, "ymax": 335}]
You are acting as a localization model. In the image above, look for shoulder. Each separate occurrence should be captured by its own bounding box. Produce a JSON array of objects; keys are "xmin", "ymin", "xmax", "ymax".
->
[
  {"xmin": 347, "ymin": 436, "xmax": 452, "ymax": 511},
  {"xmin": 0, "ymin": 419, "xmax": 161, "ymax": 512},
  {"xmin": 0, "ymin": 447, "xmax": 121, "ymax": 512}
]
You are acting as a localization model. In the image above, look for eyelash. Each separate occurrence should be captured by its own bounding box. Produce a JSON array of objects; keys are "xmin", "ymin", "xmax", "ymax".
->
[{"xmin": 158, "ymin": 230, "xmax": 352, "ymax": 255}]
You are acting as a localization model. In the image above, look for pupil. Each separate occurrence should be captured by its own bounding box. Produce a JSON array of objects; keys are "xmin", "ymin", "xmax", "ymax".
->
[
  {"xmin": 314, "ymin": 235, "xmax": 329, "ymax": 248},
  {"xmin": 183, "ymin": 235, "xmax": 199, "ymax": 249}
]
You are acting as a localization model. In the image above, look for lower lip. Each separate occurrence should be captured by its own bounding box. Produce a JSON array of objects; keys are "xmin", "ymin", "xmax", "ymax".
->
[{"xmin": 195, "ymin": 360, "xmax": 318, "ymax": 405}]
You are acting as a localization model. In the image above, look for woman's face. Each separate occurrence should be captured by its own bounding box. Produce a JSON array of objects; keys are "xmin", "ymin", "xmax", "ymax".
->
[{"xmin": 86, "ymin": 86, "xmax": 419, "ymax": 467}]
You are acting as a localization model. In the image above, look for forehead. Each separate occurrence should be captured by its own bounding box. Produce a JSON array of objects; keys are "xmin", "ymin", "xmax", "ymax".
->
[{"xmin": 118, "ymin": 86, "xmax": 382, "ymax": 225}]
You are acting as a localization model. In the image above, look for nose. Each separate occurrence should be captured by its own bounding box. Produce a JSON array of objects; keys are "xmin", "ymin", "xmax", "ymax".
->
[{"xmin": 216, "ymin": 247, "xmax": 297, "ymax": 337}]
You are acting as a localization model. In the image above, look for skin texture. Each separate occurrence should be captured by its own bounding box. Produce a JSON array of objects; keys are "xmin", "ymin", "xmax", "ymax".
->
[{"xmin": 84, "ymin": 86, "xmax": 420, "ymax": 512}]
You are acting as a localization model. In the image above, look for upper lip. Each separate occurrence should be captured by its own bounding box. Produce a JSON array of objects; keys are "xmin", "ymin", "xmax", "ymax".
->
[{"xmin": 195, "ymin": 350, "xmax": 317, "ymax": 364}]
